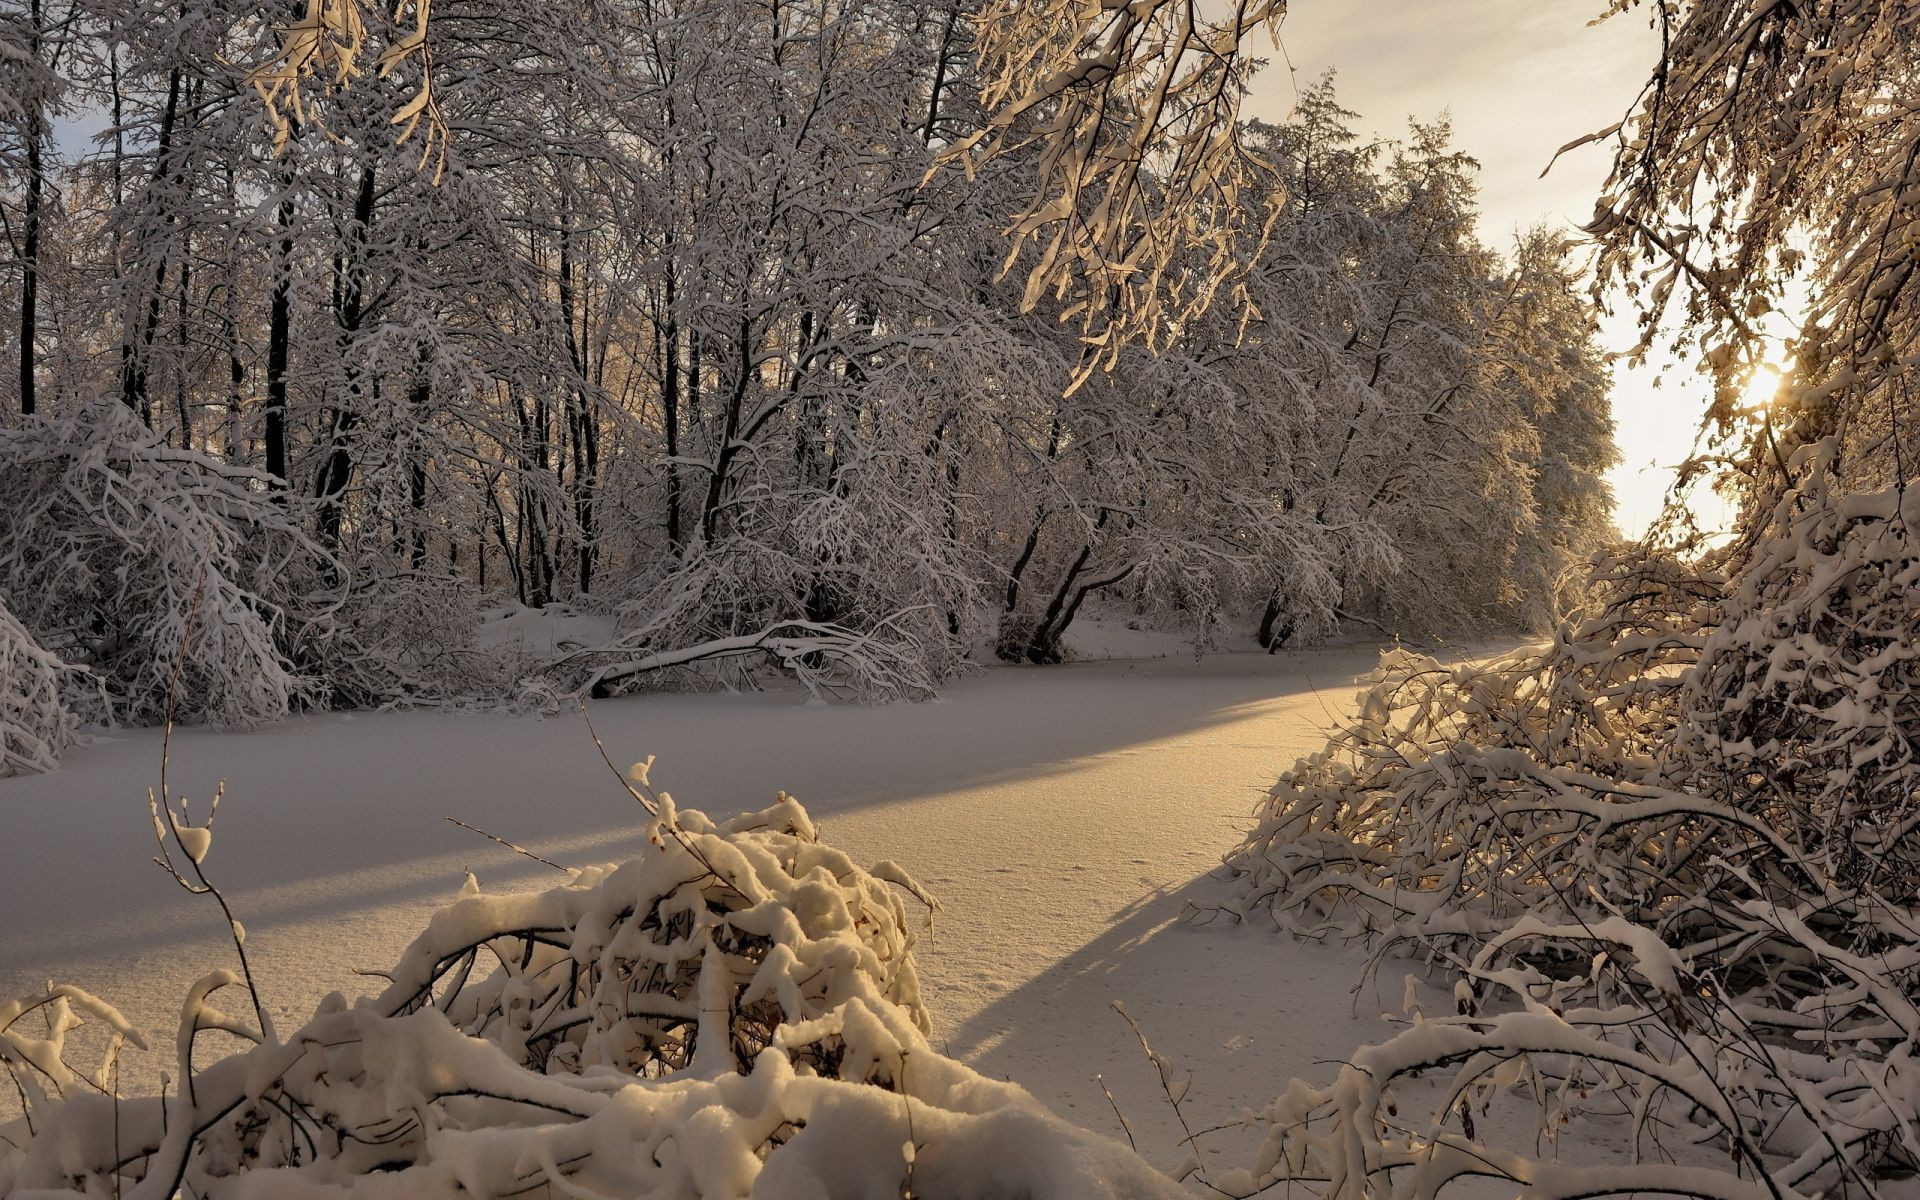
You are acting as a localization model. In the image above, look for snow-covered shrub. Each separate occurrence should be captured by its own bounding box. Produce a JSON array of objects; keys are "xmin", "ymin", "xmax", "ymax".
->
[
  {"xmin": 557, "ymin": 541, "xmax": 959, "ymax": 703},
  {"xmin": 1217, "ymin": 546, "xmax": 1724, "ymax": 947},
  {"xmin": 297, "ymin": 565, "xmax": 503, "ymax": 708},
  {"xmin": 1210, "ymin": 444, "xmax": 1920, "ymax": 1198},
  {"xmin": 0, "ymin": 403, "xmax": 321, "ymax": 726},
  {"xmin": 0, "ymin": 781, "xmax": 1182, "ymax": 1199},
  {"xmin": 1681, "ymin": 446, "xmax": 1920, "ymax": 890},
  {"xmin": 0, "ymin": 600, "xmax": 82, "ymax": 776}
]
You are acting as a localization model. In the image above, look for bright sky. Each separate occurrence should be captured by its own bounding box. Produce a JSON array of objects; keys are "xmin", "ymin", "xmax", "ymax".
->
[{"xmin": 1243, "ymin": 0, "xmax": 1730, "ymax": 539}]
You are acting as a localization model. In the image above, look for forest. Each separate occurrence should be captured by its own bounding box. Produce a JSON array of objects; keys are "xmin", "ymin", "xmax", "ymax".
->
[
  {"xmin": 1, "ymin": 1, "xmax": 1917, "ymax": 1198},
  {"xmin": 0, "ymin": 0, "xmax": 1616, "ymax": 747}
]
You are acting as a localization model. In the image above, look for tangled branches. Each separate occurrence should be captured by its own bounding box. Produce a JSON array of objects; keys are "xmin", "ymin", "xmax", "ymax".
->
[
  {"xmin": 0, "ymin": 779, "xmax": 1182, "ymax": 1198},
  {"xmin": 1684, "ymin": 445, "xmax": 1920, "ymax": 885},
  {"xmin": 553, "ymin": 543, "xmax": 959, "ymax": 703},
  {"xmin": 1211, "ymin": 443, "xmax": 1920, "ymax": 1199},
  {"xmin": 0, "ymin": 600, "xmax": 82, "ymax": 776},
  {"xmin": 298, "ymin": 565, "xmax": 501, "ymax": 709},
  {"xmin": 959, "ymin": 0, "xmax": 1284, "ymax": 384},
  {"xmin": 0, "ymin": 402, "xmax": 322, "ymax": 727}
]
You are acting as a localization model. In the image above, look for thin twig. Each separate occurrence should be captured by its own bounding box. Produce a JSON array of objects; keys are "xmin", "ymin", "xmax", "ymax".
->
[{"xmin": 443, "ymin": 818, "xmax": 571, "ymax": 872}]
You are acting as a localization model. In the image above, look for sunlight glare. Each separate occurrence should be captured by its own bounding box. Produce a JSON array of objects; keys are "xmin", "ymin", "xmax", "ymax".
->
[{"xmin": 1742, "ymin": 362, "xmax": 1784, "ymax": 411}]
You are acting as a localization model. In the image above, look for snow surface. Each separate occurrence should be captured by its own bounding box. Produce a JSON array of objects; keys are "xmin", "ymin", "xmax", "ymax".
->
[
  {"xmin": 473, "ymin": 601, "xmax": 616, "ymax": 656},
  {"xmin": 0, "ymin": 640, "xmax": 1616, "ymax": 1175}
]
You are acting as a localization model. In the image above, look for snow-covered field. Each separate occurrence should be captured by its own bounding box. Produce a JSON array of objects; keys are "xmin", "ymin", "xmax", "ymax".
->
[{"xmin": 2, "ymin": 638, "xmax": 1514, "ymax": 1168}]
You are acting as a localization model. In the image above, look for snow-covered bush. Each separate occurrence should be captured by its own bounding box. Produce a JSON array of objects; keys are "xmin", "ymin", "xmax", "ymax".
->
[
  {"xmin": 0, "ymin": 403, "xmax": 321, "ymax": 726},
  {"xmin": 0, "ymin": 600, "xmax": 82, "ymax": 776},
  {"xmin": 0, "ymin": 778, "xmax": 1182, "ymax": 1198},
  {"xmin": 1210, "ymin": 443, "xmax": 1920, "ymax": 1198},
  {"xmin": 1681, "ymin": 445, "xmax": 1920, "ymax": 890},
  {"xmin": 297, "ymin": 565, "xmax": 503, "ymax": 708},
  {"xmin": 555, "ymin": 542, "xmax": 958, "ymax": 703}
]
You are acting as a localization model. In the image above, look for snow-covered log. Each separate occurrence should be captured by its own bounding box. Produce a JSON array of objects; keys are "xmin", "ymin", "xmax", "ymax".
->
[
  {"xmin": 559, "ymin": 615, "xmax": 942, "ymax": 704},
  {"xmin": 0, "ymin": 781, "xmax": 1184, "ymax": 1198},
  {"xmin": 553, "ymin": 545, "xmax": 954, "ymax": 703}
]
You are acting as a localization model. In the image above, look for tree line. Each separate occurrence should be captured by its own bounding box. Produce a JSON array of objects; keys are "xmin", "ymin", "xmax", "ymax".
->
[{"xmin": 0, "ymin": 0, "xmax": 1617, "ymax": 723}]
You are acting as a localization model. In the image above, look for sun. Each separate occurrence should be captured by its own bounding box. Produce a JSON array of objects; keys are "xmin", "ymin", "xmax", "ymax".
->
[{"xmin": 1741, "ymin": 361, "xmax": 1785, "ymax": 411}]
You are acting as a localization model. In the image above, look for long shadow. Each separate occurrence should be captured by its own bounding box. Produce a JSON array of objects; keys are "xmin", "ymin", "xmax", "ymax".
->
[
  {"xmin": 0, "ymin": 648, "xmax": 1390, "ymax": 990},
  {"xmin": 934, "ymin": 868, "xmax": 1420, "ymax": 1154},
  {"xmin": 941, "ymin": 869, "xmax": 1655, "ymax": 1180}
]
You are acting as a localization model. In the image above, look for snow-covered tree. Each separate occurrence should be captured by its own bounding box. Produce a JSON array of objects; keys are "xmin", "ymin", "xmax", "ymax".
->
[
  {"xmin": 0, "ymin": 401, "xmax": 319, "ymax": 726},
  {"xmin": 1592, "ymin": 0, "xmax": 1920, "ymax": 510},
  {"xmin": 1205, "ymin": 10, "xmax": 1920, "ymax": 1196},
  {"xmin": 1482, "ymin": 227, "xmax": 1620, "ymax": 626},
  {"xmin": 1, "ymin": 1, "xmax": 1622, "ymax": 718}
]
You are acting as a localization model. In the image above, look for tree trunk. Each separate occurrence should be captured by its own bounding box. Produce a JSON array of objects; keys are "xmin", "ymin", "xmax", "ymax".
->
[
  {"xmin": 313, "ymin": 161, "xmax": 377, "ymax": 548},
  {"xmin": 663, "ymin": 272, "xmax": 683, "ymax": 551},
  {"xmin": 265, "ymin": 175, "xmax": 296, "ymax": 484},
  {"xmin": 698, "ymin": 316, "xmax": 752, "ymax": 545},
  {"xmin": 1025, "ymin": 542, "xmax": 1093, "ymax": 664},
  {"xmin": 173, "ymin": 238, "xmax": 192, "ymax": 447},
  {"xmin": 17, "ymin": 0, "xmax": 43, "ymax": 416},
  {"xmin": 1256, "ymin": 592, "xmax": 1295, "ymax": 652},
  {"xmin": 408, "ymin": 343, "xmax": 431, "ymax": 570},
  {"xmin": 121, "ymin": 66, "xmax": 183, "ymax": 423},
  {"xmin": 558, "ymin": 210, "xmax": 597, "ymax": 594},
  {"xmin": 921, "ymin": 1, "xmax": 962, "ymax": 146}
]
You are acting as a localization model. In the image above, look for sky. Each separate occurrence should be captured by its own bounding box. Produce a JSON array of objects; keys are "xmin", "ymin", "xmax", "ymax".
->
[{"xmin": 1242, "ymin": 0, "xmax": 1729, "ymax": 538}]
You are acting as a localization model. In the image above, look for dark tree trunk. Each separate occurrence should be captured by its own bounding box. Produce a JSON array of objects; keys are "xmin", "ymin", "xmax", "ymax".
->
[
  {"xmin": 921, "ymin": 1, "xmax": 962, "ymax": 146},
  {"xmin": 313, "ymin": 161, "xmax": 377, "ymax": 549},
  {"xmin": 408, "ymin": 345, "xmax": 431, "ymax": 570},
  {"xmin": 109, "ymin": 44, "xmax": 129, "ymax": 417},
  {"xmin": 1257, "ymin": 592, "xmax": 1296, "ymax": 652},
  {"xmin": 219, "ymin": 165, "xmax": 245, "ymax": 461},
  {"xmin": 698, "ymin": 317, "xmax": 752, "ymax": 545},
  {"xmin": 265, "ymin": 180, "xmax": 296, "ymax": 484},
  {"xmin": 512, "ymin": 383, "xmax": 554, "ymax": 608},
  {"xmin": 662, "ymin": 272, "xmax": 683, "ymax": 551},
  {"xmin": 121, "ymin": 66, "xmax": 183, "ymax": 423},
  {"xmin": 558, "ymin": 211, "xmax": 597, "ymax": 594},
  {"xmin": 1024, "ymin": 542, "xmax": 1093, "ymax": 664},
  {"xmin": 173, "ymin": 241, "xmax": 192, "ymax": 447},
  {"xmin": 1023, "ymin": 508, "xmax": 1125, "ymax": 664},
  {"xmin": 17, "ymin": 0, "xmax": 43, "ymax": 416}
]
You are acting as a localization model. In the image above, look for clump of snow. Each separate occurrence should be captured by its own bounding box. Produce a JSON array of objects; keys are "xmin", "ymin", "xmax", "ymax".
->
[{"xmin": 0, "ymin": 783, "xmax": 1186, "ymax": 1198}]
